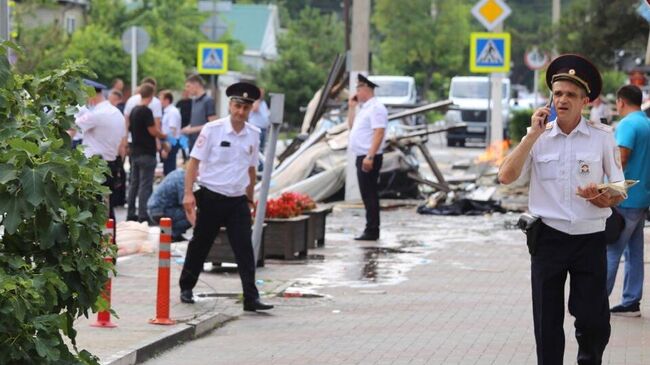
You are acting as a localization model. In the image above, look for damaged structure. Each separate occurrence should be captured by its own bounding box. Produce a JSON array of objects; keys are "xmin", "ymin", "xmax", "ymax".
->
[{"xmin": 256, "ymin": 54, "xmax": 467, "ymax": 204}]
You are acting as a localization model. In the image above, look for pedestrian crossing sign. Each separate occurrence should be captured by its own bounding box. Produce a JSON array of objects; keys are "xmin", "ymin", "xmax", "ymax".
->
[
  {"xmin": 469, "ymin": 32, "xmax": 510, "ymax": 73},
  {"xmin": 197, "ymin": 43, "xmax": 228, "ymax": 75}
]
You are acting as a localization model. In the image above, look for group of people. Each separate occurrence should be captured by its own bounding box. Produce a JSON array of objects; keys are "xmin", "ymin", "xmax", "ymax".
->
[
  {"xmin": 500, "ymin": 54, "xmax": 650, "ymax": 365},
  {"xmin": 72, "ymin": 74, "xmax": 274, "ymax": 312}
]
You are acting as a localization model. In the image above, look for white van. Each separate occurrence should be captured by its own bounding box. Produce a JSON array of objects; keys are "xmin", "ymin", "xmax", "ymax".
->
[
  {"xmin": 444, "ymin": 76, "xmax": 511, "ymax": 147},
  {"xmin": 367, "ymin": 75, "xmax": 418, "ymax": 106}
]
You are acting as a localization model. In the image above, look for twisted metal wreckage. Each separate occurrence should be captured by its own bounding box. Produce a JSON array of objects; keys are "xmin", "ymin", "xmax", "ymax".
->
[{"xmin": 256, "ymin": 54, "xmax": 469, "ymax": 204}]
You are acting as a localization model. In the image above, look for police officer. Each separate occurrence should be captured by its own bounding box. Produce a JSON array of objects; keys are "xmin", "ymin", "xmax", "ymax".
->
[
  {"xmin": 179, "ymin": 82, "xmax": 273, "ymax": 312},
  {"xmin": 75, "ymin": 79, "xmax": 126, "ymax": 222},
  {"xmin": 499, "ymin": 54, "xmax": 625, "ymax": 364},
  {"xmin": 348, "ymin": 74, "xmax": 388, "ymax": 241}
]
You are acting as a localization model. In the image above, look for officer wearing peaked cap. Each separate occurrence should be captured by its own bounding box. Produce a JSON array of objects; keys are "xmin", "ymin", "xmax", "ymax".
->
[
  {"xmin": 348, "ymin": 73, "xmax": 388, "ymax": 241},
  {"xmin": 179, "ymin": 81, "xmax": 273, "ymax": 312},
  {"xmin": 498, "ymin": 54, "xmax": 625, "ymax": 364}
]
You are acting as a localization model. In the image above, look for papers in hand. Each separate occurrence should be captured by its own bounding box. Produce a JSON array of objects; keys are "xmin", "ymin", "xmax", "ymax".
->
[{"xmin": 596, "ymin": 180, "xmax": 639, "ymax": 199}]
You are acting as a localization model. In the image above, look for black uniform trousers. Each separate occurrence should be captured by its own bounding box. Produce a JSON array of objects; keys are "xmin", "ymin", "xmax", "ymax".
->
[
  {"xmin": 355, "ymin": 154, "xmax": 383, "ymax": 235},
  {"xmin": 532, "ymin": 222, "xmax": 610, "ymax": 365},
  {"xmin": 179, "ymin": 187, "xmax": 259, "ymax": 302}
]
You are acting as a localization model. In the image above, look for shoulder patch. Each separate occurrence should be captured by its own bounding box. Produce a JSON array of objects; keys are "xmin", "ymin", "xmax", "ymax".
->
[{"xmin": 587, "ymin": 120, "xmax": 613, "ymax": 133}]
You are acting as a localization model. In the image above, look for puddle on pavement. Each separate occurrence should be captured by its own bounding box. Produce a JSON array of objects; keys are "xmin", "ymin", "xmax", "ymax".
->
[
  {"xmin": 361, "ymin": 245, "xmax": 418, "ymax": 283},
  {"xmin": 297, "ymin": 233, "xmax": 438, "ymax": 291}
]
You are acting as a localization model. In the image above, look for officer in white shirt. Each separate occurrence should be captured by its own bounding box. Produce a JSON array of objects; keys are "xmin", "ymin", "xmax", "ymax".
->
[
  {"xmin": 499, "ymin": 55, "xmax": 625, "ymax": 365},
  {"xmin": 348, "ymin": 74, "xmax": 388, "ymax": 241},
  {"xmin": 159, "ymin": 90, "xmax": 182, "ymax": 175},
  {"xmin": 75, "ymin": 79, "xmax": 127, "ymax": 221},
  {"xmin": 179, "ymin": 82, "xmax": 273, "ymax": 312}
]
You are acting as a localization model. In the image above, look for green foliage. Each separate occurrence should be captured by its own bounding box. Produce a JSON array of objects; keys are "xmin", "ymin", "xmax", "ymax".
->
[
  {"xmin": 601, "ymin": 70, "xmax": 628, "ymax": 97},
  {"xmin": 509, "ymin": 108, "xmax": 534, "ymax": 143},
  {"xmin": 558, "ymin": 0, "xmax": 648, "ymax": 69},
  {"xmin": 16, "ymin": 0, "xmax": 230, "ymax": 89},
  {"xmin": 138, "ymin": 46, "xmax": 186, "ymax": 90},
  {"xmin": 373, "ymin": 0, "xmax": 471, "ymax": 99},
  {"xmin": 0, "ymin": 44, "xmax": 113, "ymax": 364},
  {"xmin": 261, "ymin": 7, "xmax": 344, "ymax": 127},
  {"xmin": 130, "ymin": 0, "xmax": 209, "ymax": 68},
  {"xmin": 13, "ymin": 23, "xmax": 67, "ymax": 75},
  {"xmin": 63, "ymin": 24, "xmax": 130, "ymax": 86}
]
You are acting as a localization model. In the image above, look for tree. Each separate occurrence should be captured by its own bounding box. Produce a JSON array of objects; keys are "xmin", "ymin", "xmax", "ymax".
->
[
  {"xmin": 261, "ymin": 7, "xmax": 344, "ymax": 126},
  {"xmin": 13, "ymin": 23, "xmax": 68, "ymax": 75},
  {"xmin": 0, "ymin": 45, "xmax": 113, "ymax": 364},
  {"xmin": 373, "ymin": 0, "xmax": 471, "ymax": 99},
  {"xmin": 63, "ymin": 24, "xmax": 130, "ymax": 86},
  {"xmin": 138, "ymin": 46, "xmax": 186, "ymax": 90},
  {"xmin": 129, "ymin": 0, "xmax": 209, "ymax": 68},
  {"xmin": 557, "ymin": 0, "xmax": 648, "ymax": 69}
]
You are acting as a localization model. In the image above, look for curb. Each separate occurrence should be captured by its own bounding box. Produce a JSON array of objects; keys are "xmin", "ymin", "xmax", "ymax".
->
[{"xmin": 101, "ymin": 312, "xmax": 237, "ymax": 365}]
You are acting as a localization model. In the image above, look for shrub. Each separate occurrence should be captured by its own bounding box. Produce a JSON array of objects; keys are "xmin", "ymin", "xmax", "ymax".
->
[
  {"xmin": 0, "ymin": 45, "xmax": 113, "ymax": 364},
  {"xmin": 508, "ymin": 108, "xmax": 534, "ymax": 144}
]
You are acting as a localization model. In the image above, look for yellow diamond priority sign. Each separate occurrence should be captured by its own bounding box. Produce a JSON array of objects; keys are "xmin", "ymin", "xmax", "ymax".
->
[{"xmin": 471, "ymin": 0, "xmax": 511, "ymax": 31}]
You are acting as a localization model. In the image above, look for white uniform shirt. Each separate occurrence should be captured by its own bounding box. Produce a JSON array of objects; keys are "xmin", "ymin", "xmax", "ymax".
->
[
  {"xmin": 75, "ymin": 100, "xmax": 126, "ymax": 161},
  {"xmin": 522, "ymin": 117, "xmax": 624, "ymax": 235},
  {"xmin": 349, "ymin": 96, "xmax": 389, "ymax": 156},
  {"xmin": 162, "ymin": 104, "xmax": 181, "ymax": 138},
  {"xmin": 124, "ymin": 94, "xmax": 163, "ymax": 119},
  {"xmin": 589, "ymin": 102, "xmax": 612, "ymax": 124},
  {"xmin": 190, "ymin": 117, "xmax": 260, "ymax": 197}
]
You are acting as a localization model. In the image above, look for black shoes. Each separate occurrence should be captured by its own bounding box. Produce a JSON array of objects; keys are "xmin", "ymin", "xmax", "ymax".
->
[
  {"xmin": 354, "ymin": 232, "xmax": 379, "ymax": 241},
  {"xmin": 610, "ymin": 303, "xmax": 641, "ymax": 317},
  {"xmin": 172, "ymin": 234, "xmax": 186, "ymax": 242},
  {"xmin": 180, "ymin": 290, "xmax": 194, "ymax": 304},
  {"xmin": 243, "ymin": 299, "xmax": 274, "ymax": 312}
]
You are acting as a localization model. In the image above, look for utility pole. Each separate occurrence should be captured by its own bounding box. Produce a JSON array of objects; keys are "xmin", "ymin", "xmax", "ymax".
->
[
  {"xmin": 552, "ymin": 0, "xmax": 560, "ymax": 56},
  {"xmin": 345, "ymin": 0, "xmax": 370, "ymax": 201},
  {"xmin": 489, "ymin": 23, "xmax": 504, "ymax": 152},
  {"xmin": 0, "ymin": 0, "xmax": 9, "ymax": 41},
  {"xmin": 343, "ymin": 0, "xmax": 351, "ymax": 52}
]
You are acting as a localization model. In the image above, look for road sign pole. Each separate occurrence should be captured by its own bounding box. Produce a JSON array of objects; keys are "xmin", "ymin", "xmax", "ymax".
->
[
  {"xmin": 131, "ymin": 27, "xmax": 137, "ymax": 94},
  {"xmin": 533, "ymin": 69, "xmax": 539, "ymax": 107},
  {"xmin": 490, "ymin": 22, "xmax": 504, "ymax": 153}
]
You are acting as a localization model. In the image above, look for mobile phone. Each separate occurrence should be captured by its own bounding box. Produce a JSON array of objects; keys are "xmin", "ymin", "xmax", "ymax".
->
[
  {"xmin": 352, "ymin": 95, "xmax": 358, "ymax": 102},
  {"xmin": 543, "ymin": 93, "xmax": 553, "ymax": 124}
]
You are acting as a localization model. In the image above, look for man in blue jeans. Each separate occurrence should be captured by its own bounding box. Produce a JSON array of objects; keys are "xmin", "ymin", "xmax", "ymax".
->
[{"xmin": 607, "ymin": 84, "xmax": 650, "ymax": 317}]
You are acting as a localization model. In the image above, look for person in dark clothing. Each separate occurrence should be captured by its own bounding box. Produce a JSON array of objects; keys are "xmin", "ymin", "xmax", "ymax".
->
[
  {"xmin": 126, "ymin": 84, "xmax": 166, "ymax": 222},
  {"xmin": 176, "ymin": 88, "xmax": 192, "ymax": 128}
]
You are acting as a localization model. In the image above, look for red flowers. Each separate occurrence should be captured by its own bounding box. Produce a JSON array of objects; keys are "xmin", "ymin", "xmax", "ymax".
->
[{"xmin": 265, "ymin": 192, "xmax": 316, "ymax": 219}]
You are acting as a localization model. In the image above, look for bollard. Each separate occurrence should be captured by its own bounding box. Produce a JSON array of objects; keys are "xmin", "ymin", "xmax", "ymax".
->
[
  {"xmin": 91, "ymin": 219, "xmax": 117, "ymax": 328},
  {"xmin": 149, "ymin": 217, "xmax": 175, "ymax": 325}
]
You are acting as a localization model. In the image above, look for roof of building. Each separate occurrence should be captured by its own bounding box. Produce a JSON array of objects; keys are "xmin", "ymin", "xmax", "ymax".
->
[{"xmin": 221, "ymin": 4, "xmax": 274, "ymax": 52}]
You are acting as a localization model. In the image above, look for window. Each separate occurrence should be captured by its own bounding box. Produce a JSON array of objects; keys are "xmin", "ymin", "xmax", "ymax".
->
[{"xmin": 65, "ymin": 16, "xmax": 76, "ymax": 34}]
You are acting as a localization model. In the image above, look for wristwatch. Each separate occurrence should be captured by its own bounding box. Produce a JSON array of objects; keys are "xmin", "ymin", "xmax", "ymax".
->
[{"xmin": 364, "ymin": 155, "xmax": 374, "ymax": 161}]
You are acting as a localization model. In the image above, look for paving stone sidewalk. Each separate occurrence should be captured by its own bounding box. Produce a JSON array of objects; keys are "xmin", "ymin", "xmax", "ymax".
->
[{"xmin": 139, "ymin": 208, "xmax": 650, "ymax": 365}]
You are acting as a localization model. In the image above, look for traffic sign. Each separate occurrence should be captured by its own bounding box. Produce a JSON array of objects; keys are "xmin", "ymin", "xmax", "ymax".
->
[
  {"xmin": 201, "ymin": 14, "xmax": 228, "ymax": 41},
  {"xmin": 121, "ymin": 26, "xmax": 149, "ymax": 55},
  {"xmin": 470, "ymin": 32, "xmax": 511, "ymax": 73},
  {"xmin": 524, "ymin": 47, "xmax": 550, "ymax": 70},
  {"xmin": 196, "ymin": 43, "xmax": 228, "ymax": 75},
  {"xmin": 471, "ymin": 0, "xmax": 512, "ymax": 31}
]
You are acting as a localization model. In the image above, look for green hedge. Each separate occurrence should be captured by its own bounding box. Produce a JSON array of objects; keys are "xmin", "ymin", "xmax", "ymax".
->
[{"xmin": 509, "ymin": 108, "xmax": 534, "ymax": 144}]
